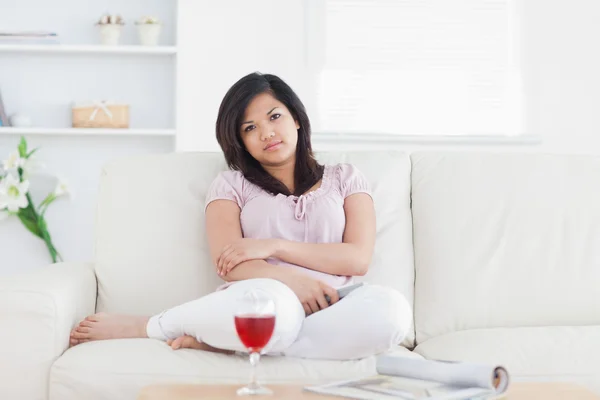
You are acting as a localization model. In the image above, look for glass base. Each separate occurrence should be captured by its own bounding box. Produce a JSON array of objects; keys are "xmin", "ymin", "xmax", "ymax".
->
[{"xmin": 236, "ymin": 383, "xmax": 273, "ymax": 396}]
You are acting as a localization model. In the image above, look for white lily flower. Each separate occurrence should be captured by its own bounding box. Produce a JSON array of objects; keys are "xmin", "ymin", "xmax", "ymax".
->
[
  {"xmin": 0, "ymin": 174, "xmax": 30, "ymax": 212},
  {"xmin": 0, "ymin": 209, "xmax": 8, "ymax": 221},
  {"xmin": 2, "ymin": 151, "xmax": 25, "ymax": 171},
  {"xmin": 54, "ymin": 178, "xmax": 70, "ymax": 198}
]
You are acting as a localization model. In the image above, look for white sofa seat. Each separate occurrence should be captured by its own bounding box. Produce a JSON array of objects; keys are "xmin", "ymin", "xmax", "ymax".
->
[
  {"xmin": 410, "ymin": 152, "xmax": 600, "ymax": 395},
  {"xmin": 49, "ymin": 340, "xmax": 420, "ymax": 400},
  {"xmin": 0, "ymin": 262, "xmax": 97, "ymax": 400},
  {"xmin": 414, "ymin": 326, "xmax": 600, "ymax": 394}
]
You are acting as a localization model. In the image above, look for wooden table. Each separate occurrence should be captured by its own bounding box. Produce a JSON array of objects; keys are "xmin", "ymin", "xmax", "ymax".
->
[{"xmin": 138, "ymin": 382, "xmax": 600, "ymax": 399}]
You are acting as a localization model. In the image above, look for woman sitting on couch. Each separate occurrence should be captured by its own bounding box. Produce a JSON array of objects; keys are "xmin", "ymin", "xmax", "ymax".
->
[{"xmin": 69, "ymin": 72, "xmax": 412, "ymax": 360}]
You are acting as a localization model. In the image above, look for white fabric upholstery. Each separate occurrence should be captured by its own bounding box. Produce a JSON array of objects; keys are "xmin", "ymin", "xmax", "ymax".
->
[
  {"xmin": 410, "ymin": 152, "xmax": 600, "ymax": 344},
  {"xmin": 94, "ymin": 152, "xmax": 225, "ymax": 316},
  {"xmin": 49, "ymin": 340, "xmax": 420, "ymax": 400},
  {"xmin": 414, "ymin": 326, "xmax": 600, "ymax": 394},
  {"xmin": 0, "ymin": 262, "xmax": 97, "ymax": 400},
  {"xmin": 94, "ymin": 151, "xmax": 416, "ymax": 347},
  {"xmin": 315, "ymin": 151, "xmax": 415, "ymax": 347}
]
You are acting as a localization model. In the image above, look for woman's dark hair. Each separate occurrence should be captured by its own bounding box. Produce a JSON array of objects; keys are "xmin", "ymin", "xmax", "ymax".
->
[{"xmin": 216, "ymin": 72, "xmax": 324, "ymax": 197}]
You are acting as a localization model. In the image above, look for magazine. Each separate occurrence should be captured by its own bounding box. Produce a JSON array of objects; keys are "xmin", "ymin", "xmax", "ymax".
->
[{"xmin": 304, "ymin": 355, "xmax": 510, "ymax": 400}]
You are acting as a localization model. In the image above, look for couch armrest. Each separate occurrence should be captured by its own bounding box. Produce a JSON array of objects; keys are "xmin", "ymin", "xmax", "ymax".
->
[{"xmin": 0, "ymin": 262, "xmax": 97, "ymax": 400}]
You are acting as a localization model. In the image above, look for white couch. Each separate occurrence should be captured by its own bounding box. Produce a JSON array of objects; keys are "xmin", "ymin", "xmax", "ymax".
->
[{"xmin": 1, "ymin": 151, "xmax": 599, "ymax": 400}]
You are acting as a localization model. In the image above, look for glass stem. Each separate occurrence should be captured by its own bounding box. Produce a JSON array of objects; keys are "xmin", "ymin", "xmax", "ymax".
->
[{"xmin": 249, "ymin": 352, "xmax": 260, "ymax": 388}]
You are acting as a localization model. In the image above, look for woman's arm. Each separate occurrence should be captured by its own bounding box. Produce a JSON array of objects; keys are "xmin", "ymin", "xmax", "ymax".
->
[
  {"xmin": 206, "ymin": 199, "xmax": 340, "ymax": 315},
  {"xmin": 206, "ymin": 199, "xmax": 288, "ymax": 281},
  {"xmin": 272, "ymin": 193, "xmax": 375, "ymax": 276},
  {"xmin": 218, "ymin": 193, "xmax": 376, "ymax": 277}
]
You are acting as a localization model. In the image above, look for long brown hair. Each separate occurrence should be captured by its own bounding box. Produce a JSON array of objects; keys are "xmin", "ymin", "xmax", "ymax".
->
[{"xmin": 215, "ymin": 72, "xmax": 324, "ymax": 196}]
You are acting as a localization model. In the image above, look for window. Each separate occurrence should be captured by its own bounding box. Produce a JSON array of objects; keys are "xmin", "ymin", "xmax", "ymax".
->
[{"xmin": 305, "ymin": 0, "xmax": 523, "ymax": 137}]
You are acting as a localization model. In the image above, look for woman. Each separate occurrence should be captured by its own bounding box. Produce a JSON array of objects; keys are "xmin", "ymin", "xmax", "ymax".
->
[{"xmin": 70, "ymin": 72, "xmax": 412, "ymax": 360}]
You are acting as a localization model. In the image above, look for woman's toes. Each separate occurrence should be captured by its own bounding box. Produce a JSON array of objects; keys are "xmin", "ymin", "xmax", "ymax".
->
[
  {"xmin": 85, "ymin": 313, "xmax": 103, "ymax": 322},
  {"xmin": 80, "ymin": 320, "xmax": 94, "ymax": 328},
  {"xmin": 171, "ymin": 337, "xmax": 184, "ymax": 350},
  {"xmin": 71, "ymin": 330, "xmax": 90, "ymax": 340},
  {"xmin": 76, "ymin": 326, "xmax": 90, "ymax": 333},
  {"xmin": 180, "ymin": 336, "xmax": 204, "ymax": 349},
  {"xmin": 169, "ymin": 335, "xmax": 205, "ymax": 350}
]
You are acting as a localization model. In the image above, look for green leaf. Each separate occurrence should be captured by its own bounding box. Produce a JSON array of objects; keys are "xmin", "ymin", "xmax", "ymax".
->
[
  {"xmin": 17, "ymin": 212, "xmax": 43, "ymax": 239},
  {"xmin": 26, "ymin": 147, "xmax": 39, "ymax": 159},
  {"xmin": 18, "ymin": 136, "xmax": 28, "ymax": 158},
  {"xmin": 38, "ymin": 216, "xmax": 47, "ymax": 230},
  {"xmin": 37, "ymin": 216, "xmax": 62, "ymax": 263},
  {"xmin": 19, "ymin": 204, "xmax": 36, "ymax": 220},
  {"xmin": 17, "ymin": 201, "xmax": 43, "ymax": 239},
  {"xmin": 38, "ymin": 193, "xmax": 56, "ymax": 213}
]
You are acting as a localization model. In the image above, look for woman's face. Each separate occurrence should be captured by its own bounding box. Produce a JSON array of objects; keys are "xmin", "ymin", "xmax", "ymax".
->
[{"xmin": 239, "ymin": 92, "xmax": 300, "ymax": 167}]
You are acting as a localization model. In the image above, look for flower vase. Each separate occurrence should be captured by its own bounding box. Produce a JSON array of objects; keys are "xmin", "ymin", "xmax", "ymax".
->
[
  {"xmin": 98, "ymin": 24, "xmax": 123, "ymax": 45},
  {"xmin": 136, "ymin": 24, "xmax": 162, "ymax": 46}
]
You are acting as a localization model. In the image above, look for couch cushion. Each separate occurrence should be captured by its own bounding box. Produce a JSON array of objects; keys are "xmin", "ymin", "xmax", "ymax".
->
[
  {"xmin": 315, "ymin": 151, "xmax": 415, "ymax": 347},
  {"xmin": 410, "ymin": 152, "xmax": 600, "ymax": 344},
  {"xmin": 94, "ymin": 151, "xmax": 416, "ymax": 347},
  {"xmin": 49, "ymin": 339, "xmax": 421, "ymax": 400},
  {"xmin": 414, "ymin": 326, "xmax": 600, "ymax": 395},
  {"xmin": 94, "ymin": 152, "xmax": 225, "ymax": 317}
]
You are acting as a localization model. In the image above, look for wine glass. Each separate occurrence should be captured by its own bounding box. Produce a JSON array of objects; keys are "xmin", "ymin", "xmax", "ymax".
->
[{"xmin": 234, "ymin": 289, "xmax": 276, "ymax": 396}]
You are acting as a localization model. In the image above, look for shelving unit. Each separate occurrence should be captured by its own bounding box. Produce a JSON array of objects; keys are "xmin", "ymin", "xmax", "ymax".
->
[
  {"xmin": 0, "ymin": 44, "xmax": 177, "ymax": 56},
  {"xmin": 0, "ymin": 127, "xmax": 176, "ymax": 136},
  {"xmin": 0, "ymin": 0, "xmax": 177, "ymax": 136}
]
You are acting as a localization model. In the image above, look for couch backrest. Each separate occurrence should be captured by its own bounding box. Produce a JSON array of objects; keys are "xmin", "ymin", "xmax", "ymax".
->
[
  {"xmin": 411, "ymin": 152, "xmax": 600, "ymax": 345},
  {"xmin": 94, "ymin": 151, "xmax": 416, "ymax": 346}
]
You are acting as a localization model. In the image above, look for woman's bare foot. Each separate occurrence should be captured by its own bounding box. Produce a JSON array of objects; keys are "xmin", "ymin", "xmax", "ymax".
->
[
  {"xmin": 167, "ymin": 335, "xmax": 234, "ymax": 355},
  {"xmin": 69, "ymin": 312, "xmax": 149, "ymax": 347}
]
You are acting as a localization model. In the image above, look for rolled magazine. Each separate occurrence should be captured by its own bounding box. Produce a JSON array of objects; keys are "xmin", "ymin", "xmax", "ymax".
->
[{"xmin": 305, "ymin": 355, "xmax": 510, "ymax": 400}]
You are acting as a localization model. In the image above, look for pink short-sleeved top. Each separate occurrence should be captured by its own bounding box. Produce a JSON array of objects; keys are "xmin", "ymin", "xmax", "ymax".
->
[{"xmin": 204, "ymin": 163, "xmax": 372, "ymax": 289}]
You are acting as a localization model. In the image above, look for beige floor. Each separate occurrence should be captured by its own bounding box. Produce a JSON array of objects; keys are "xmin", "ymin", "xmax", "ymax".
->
[{"xmin": 138, "ymin": 382, "xmax": 600, "ymax": 400}]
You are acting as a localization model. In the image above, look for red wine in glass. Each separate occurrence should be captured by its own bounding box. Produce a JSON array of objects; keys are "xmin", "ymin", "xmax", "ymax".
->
[
  {"xmin": 234, "ymin": 289, "xmax": 276, "ymax": 396},
  {"xmin": 235, "ymin": 314, "xmax": 276, "ymax": 353}
]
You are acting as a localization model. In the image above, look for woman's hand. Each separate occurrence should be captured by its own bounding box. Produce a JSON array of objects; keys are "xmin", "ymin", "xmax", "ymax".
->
[
  {"xmin": 217, "ymin": 238, "xmax": 278, "ymax": 276},
  {"xmin": 279, "ymin": 271, "xmax": 340, "ymax": 316}
]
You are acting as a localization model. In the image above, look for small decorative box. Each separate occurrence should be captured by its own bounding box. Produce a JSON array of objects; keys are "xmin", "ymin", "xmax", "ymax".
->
[{"xmin": 71, "ymin": 100, "xmax": 129, "ymax": 128}]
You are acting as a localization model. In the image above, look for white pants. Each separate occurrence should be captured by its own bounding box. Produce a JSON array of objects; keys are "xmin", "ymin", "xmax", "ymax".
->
[{"xmin": 146, "ymin": 278, "xmax": 412, "ymax": 360}]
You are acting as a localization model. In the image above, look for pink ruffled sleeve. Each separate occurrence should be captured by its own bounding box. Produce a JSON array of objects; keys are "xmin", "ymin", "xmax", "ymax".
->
[
  {"xmin": 204, "ymin": 170, "xmax": 245, "ymax": 212},
  {"xmin": 337, "ymin": 163, "xmax": 372, "ymax": 199}
]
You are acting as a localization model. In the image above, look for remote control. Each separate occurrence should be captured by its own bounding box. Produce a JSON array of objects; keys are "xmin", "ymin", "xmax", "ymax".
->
[{"xmin": 325, "ymin": 282, "xmax": 365, "ymax": 304}]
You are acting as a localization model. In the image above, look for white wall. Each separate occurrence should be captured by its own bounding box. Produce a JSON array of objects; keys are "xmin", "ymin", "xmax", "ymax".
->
[
  {"xmin": 519, "ymin": 0, "xmax": 600, "ymax": 156},
  {"xmin": 176, "ymin": 0, "xmax": 307, "ymax": 152},
  {"xmin": 0, "ymin": 0, "xmax": 176, "ymax": 275},
  {"xmin": 3, "ymin": 0, "xmax": 600, "ymax": 276},
  {"xmin": 176, "ymin": 0, "xmax": 600, "ymax": 156}
]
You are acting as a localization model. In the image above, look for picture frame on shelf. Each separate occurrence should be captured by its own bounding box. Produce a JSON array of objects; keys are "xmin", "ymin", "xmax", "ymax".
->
[{"xmin": 0, "ymin": 88, "xmax": 9, "ymax": 127}]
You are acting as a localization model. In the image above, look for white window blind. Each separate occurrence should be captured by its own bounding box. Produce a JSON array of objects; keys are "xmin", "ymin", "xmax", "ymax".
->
[{"xmin": 305, "ymin": 0, "xmax": 523, "ymax": 136}]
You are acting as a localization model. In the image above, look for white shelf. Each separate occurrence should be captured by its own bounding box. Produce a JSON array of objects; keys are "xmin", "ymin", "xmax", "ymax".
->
[
  {"xmin": 0, "ymin": 44, "xmax": 177, "ymax": 55},
  {"xmin": 0, "ymin": 127, "xmax": 176, "ymax": 137}
]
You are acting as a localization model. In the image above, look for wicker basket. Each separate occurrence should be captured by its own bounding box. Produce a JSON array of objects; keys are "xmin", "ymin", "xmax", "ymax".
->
[{"xmin": 71, "ymin": 101, "xmax": 129, "ymax": 128}]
